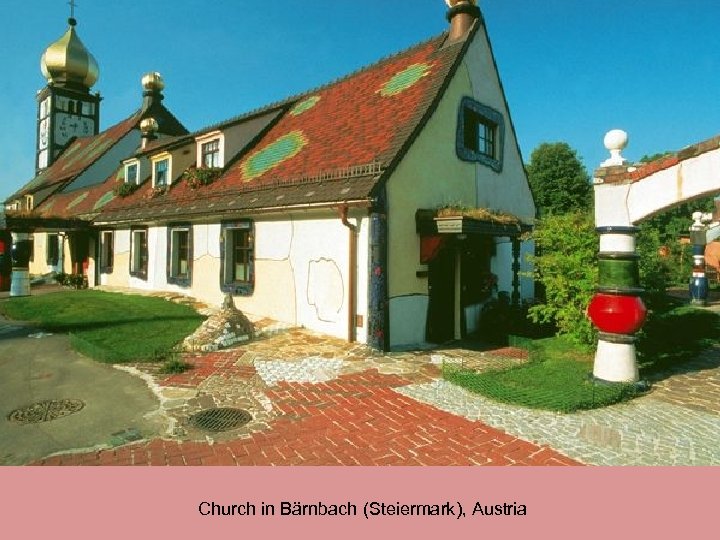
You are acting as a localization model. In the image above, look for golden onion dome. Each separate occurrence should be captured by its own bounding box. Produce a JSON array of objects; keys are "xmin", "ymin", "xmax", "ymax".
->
[
  {"xmin": 445, "ymin": 0, "xmax": 477, "ymax": 6},
  {"xmin": 141, "ymin": 72, "xmax": 165, "ymax": 92},
  {"xmin": 40, "ymin": 18, "xmax": 99, "ymax": 88},
  {"xmin": 140, "ymin": 117, "xmax": 159, "ymax": 135}
]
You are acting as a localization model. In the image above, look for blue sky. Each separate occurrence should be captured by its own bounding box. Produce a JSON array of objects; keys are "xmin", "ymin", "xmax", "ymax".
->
[{"xmin": 1, "ymin": 0, "xmax": 719, "ymax": 200}]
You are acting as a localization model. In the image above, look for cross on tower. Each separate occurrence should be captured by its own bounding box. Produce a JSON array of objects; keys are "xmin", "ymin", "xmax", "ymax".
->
[{"xmin": 68, "ymin": 0, "xmax": 77, "ymax": 19}]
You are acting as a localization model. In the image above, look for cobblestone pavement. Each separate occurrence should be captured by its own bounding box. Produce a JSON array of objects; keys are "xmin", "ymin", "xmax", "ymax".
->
[
  {"xmin": 25, "ymin": 327, "xmax": 720, "ymax": 466},
  {"xmin": 399, "ymin": 345, "xmax": 720, "ymax": 466},
  {"xmin": 29, "ymin": 330, "xmax": 577, "ymax": 466}
]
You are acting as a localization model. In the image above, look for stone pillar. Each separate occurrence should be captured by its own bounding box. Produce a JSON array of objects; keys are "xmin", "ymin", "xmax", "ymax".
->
[
  {"xmin": 689, "ymin": 212, "xmax": 712, "ymax": 305},
  {"xmin": 588, "ymin": 227, "xmax": 647, "ymax": 382},
  {"xmin": 10, "ymin": 232, "xmax": 31, "ymax": 297},
  {"xmin": 588, "ymin": 130, "xmax": 647, "ymax": 383},
  {"xmin": 511, "ymin": 237, "xmax": 521, "ymax": 305}
]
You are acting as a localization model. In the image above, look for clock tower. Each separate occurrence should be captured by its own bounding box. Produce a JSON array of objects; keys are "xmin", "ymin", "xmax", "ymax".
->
[{"xmin": 36, "ymin": 14, "xmax": 101, "ymax": 172}]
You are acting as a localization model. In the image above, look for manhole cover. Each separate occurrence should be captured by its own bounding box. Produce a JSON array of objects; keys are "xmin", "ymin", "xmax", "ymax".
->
[
  {"xmin": 7, "ymin": 399, "xmax": 85, "ymax": 425},
  {"xmin": 190, "ymin": 408, "xmax": 252, "ymax": 432}
]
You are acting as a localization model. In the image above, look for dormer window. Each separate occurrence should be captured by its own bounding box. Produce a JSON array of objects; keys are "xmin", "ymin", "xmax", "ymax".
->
[
  {"xmin": 25, "ymin": 195, "xmax": 34, "ymax": 211},
  {"xmin": 124, "ymin": 161, "xmax": 139, "ymax": 184},
  {"xmin": 201, "ymin": 139, "xmax": 220, "ymax": 168},
  {"xmin": 151, "ymin": 153, "xmax": 172, "ymax": 188},
  {"xmin": 196, "ymin": 131, "xmax": 224, "ymax": 169}
]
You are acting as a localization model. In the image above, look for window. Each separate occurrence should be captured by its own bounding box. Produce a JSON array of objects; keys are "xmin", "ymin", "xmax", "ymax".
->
[
  {"xmin": 154, "ymin": 158, "xmax": 169, "ymax": 187},
  {"xmin": 153, "ymin": 153, "xmax": 172, "ymax": 187},
  {"xmin": 201, "ymin": 139, "xmax": 220, "ymax": 168},
  {"xmin": 28, "ymin": 236, "xmax": 35, "ymax": 263},
  {"xmin": 130, "ymin": 228, "xmax": 148, "ymax": 279},
  {"xmin": 220, "ymin": 221, "xmax": 254, "ymax": 295},
  {"xmin": 167, "ymin": 225, "xmax": 192, "ymax": 286},
  {"xmin": 456, "ymin": 97, "xmax": 504, "ymax": 172},
  {"xmin": 125, "ymin": 162, "xmax": 138, "ymax": 184},
  {"xmin": 46, "ymin": 234, "xmax": 59, "ymax": 266},
  {"xmin": 196, "ymin": 131, "xmax": 224, "ymax": 169},
  {"xmin": 100, "ymin": 231, "xmax": 114, "ymax": 273}
]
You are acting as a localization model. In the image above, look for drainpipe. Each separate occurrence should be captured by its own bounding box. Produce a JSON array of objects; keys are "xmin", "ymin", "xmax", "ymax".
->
[{"xmin": 339, "ymin": 205, "xmax": 357, "ymax": 343}]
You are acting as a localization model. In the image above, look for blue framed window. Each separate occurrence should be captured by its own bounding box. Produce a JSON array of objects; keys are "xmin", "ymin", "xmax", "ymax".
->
[
  {"xmin": 456, "ymin": 97, "xmax": 504, "ymax": 172},
  {"xmin": 220, "ymin": 220, "xmax": 254, "ymax": 296},
  {"xmin": 167, "ymin": 224, "xmax": 192, "ymax": 287}
]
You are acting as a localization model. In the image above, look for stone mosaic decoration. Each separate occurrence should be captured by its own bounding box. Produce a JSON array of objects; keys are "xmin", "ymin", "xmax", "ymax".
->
[
  {"xmin": 67, "ymin": 191, "xmax": 88, "ymax": 209},
  {"xmin": 290, "ymin": 96, "xmax": 321, "ymax": 116},
  {"xmin": 254, "ymin": 357, "xmax": 344, "ymax": 386},
  {"xmin": 379, "ymin": 63, "xmax": 431, "ymax": 97},
  {"xmin": 93, "ymin": 190, "xmax": 115, "ymax": 210},
  {"xmin": 242, "ymin": 130, "xmax": 308, "ymax": 181}
]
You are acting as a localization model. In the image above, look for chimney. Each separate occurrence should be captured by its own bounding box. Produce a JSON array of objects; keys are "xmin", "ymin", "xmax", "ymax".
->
[
  {"xmin": 445, "ymin": 0, "xmax": 481, "ymax": 43},
  {"xmin": 140, "ymin": 117, "xmax": 159, "ymax": 149},
  {"xmin": 141, "ymin": 72, "xmax": 165, "ymax": 112}
]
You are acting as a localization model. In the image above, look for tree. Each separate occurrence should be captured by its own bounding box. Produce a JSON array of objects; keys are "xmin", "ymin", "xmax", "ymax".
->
[
  {"xmin": 528, "ymin": 211, "xmax": 597, "ymax": 347},
  {"xmin": 526, "ymin": 142, "xmax": 591, "ymax": 215}
]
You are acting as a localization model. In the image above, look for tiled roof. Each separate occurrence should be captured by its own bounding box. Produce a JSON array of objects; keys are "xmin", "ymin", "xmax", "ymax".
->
[
  {"xmin": 8, "ymin": 113, "xmax": 140, "ymax": 200},
  {"xmin": 33, "ymin": 166, "xmax": 123, "ymax": 220},
  {"xmin": 222, "ymin": 34, "xmax": 461, "ymax": 188},
  {"xmin": 100, "ymin": 29, "xmax": 471, "ymax": 221}
]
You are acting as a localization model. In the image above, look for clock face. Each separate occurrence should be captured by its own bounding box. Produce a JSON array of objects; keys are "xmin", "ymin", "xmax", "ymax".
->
[
  {"xmin": 55, "ymin": 113, "xmax": 94, "ymax": 144},
  {"xmin": 39, "ymin": 118, "xmax": 49, "ymax": 149}
]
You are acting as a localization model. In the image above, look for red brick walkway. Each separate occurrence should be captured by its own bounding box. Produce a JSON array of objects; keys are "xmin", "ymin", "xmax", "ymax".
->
[{"xmin": 32, "ymin": 370, "xmax": 580, "ymax": 466}]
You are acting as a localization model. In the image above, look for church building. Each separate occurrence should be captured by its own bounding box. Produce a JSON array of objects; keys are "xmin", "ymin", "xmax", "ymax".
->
[{"xmin": 3, "ymin": 1, "xmax": 536, "ymax": 351}]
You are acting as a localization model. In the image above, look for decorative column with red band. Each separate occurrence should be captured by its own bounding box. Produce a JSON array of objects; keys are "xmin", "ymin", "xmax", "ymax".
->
[{"xmin": 587, "ymin": 226, "xmax": 647, "ymax": 382}]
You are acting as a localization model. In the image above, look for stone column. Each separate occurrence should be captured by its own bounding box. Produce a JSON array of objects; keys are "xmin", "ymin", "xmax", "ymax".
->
[
  {"xmin": 588, "ymin": 130, "xmax": 647, "ymax": 383},
  {"xmin": 689, "ymin": 212, "xmax": 712, "ymax": 305},
  {"xmin": 10, "ymin": 232, "xmax": 31, "ymax": 297}
]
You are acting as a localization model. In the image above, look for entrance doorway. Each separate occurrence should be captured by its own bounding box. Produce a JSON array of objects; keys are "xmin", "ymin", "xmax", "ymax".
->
[
  {"xmin": 69, "ymin": 231, "xmax": 89, "ymax": 276},
  {"xmin": 426, "ymin": 244, "xmax": 455, "ymax": 343}
]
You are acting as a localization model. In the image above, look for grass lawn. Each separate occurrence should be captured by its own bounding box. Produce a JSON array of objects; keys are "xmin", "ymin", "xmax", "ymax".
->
[
  {"xmin": 444, "ymin": 301, "xmax": 720, "ymax": 413},
  {"xmin": 0, "ymin": 290, "xmax": 205, "ymax": 363}
]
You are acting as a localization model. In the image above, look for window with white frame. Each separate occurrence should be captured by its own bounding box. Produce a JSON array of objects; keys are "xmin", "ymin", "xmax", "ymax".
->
[
  {"xmin": 124, "ymin": 161, "xmax": 139, "ymax": 184},
  {"xmin": 100, "ymin": 231, "xmax": 114, "ymax": 273},
  {"xmin": 220, "ymin": 221, "xmax": 254, "ymax": 295},
  {"xmin": 201, "ymin": 139, "xmax": 221, "ymax": 168},
  {"xmin": 196, "ymin": 132, "xmax": 224, "ymax": 169},
  {"xmin": 167, "ymin": 224, "xmax": 192, "ymax": 286},
  {"xmin": 129, "ymin": 228, "xmax": 148, "ymax": 279},
  {"xmin": 152, "ymin": 155, "xmax": 171, "ymax": 188}
]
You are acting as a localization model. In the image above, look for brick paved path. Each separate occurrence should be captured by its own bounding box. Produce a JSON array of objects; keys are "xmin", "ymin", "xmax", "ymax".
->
[{"xmin": 31, "ymin": 345, "xmax": 578, "ymax": 466}]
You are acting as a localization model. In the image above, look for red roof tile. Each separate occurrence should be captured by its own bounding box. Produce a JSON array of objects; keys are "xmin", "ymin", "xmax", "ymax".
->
[
  {"xmin": 11, "ymin": 113, "xmax": 140, "ymax": 199},
  {"xmin": 101, "ymin": 31, "xmax": 469, "ymax": 221}
]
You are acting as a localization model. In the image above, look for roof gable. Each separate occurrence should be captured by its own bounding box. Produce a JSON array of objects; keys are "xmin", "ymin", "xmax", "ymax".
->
[
  {"xmin": 220, "ymin": 34, "xmax": 462, "ymax": 189},
  {"xmin": 8, "ymin": 113, "xmax": 140, "ymax": 201}
]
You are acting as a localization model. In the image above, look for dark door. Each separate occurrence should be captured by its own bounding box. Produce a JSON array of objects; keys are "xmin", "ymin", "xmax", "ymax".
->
[
  {"xmin": 426, "ymin": 245, "xmax": 455, "ymax": 343},
  {"xmin": 69, "ymin": 231, "xmax": 89, "ymax": 275}
]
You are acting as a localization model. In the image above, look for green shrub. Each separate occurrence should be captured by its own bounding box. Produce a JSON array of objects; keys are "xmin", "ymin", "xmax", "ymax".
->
[{"xmin": 527, "ymin": 211, "xmax": 597, "ymax": 348}]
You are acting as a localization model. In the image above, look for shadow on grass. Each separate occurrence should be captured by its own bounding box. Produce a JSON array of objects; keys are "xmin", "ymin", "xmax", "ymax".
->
[
  {"xmin": 30, "ymin": 314, "xmax": 204, "ymax": 334},
  {"xmin": 637, "ymin": 305, "xmax": 720, "ymax": 382}
]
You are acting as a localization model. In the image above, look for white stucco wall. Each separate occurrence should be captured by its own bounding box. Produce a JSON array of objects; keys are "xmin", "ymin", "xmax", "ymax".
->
[
  {"xmin": 385, "ymin": 23, "xmax": 536, "ymax": 348},
  {"xmin": 29, "ymin": 232, "xmax": 64, "ymax": 276},
  {"xmin": 99, "ymin": 212, "xmax": 370, "ymax": 343}
]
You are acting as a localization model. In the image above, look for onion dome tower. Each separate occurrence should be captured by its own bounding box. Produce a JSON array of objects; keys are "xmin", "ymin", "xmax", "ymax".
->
[{"xmin": 35, "ymin": 12, "xmax": 101, "ymax": 173}]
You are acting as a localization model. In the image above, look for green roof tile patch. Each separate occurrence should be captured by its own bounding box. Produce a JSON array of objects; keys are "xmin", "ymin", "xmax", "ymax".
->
[
  {"xmin": 242, "ymin": 131, "xmax": 308, "ymax": 181},
  {"xmin": 41, "ymin": 199, "xmax": 56, "ymax": 213},
  {"xmin": 379, "ymin": 63, "xmax": 432, "ymax": 97},
  {"xmin": 67, "ymin": 192, "xmax": 89, "ymax": 210},
  {"xmin": 290, "ymin": 96, "xmax": 321, "ymax": 116},
  {"xmin": 93, "ymin": 190, "xmax": 115, "ymax": 210}
]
